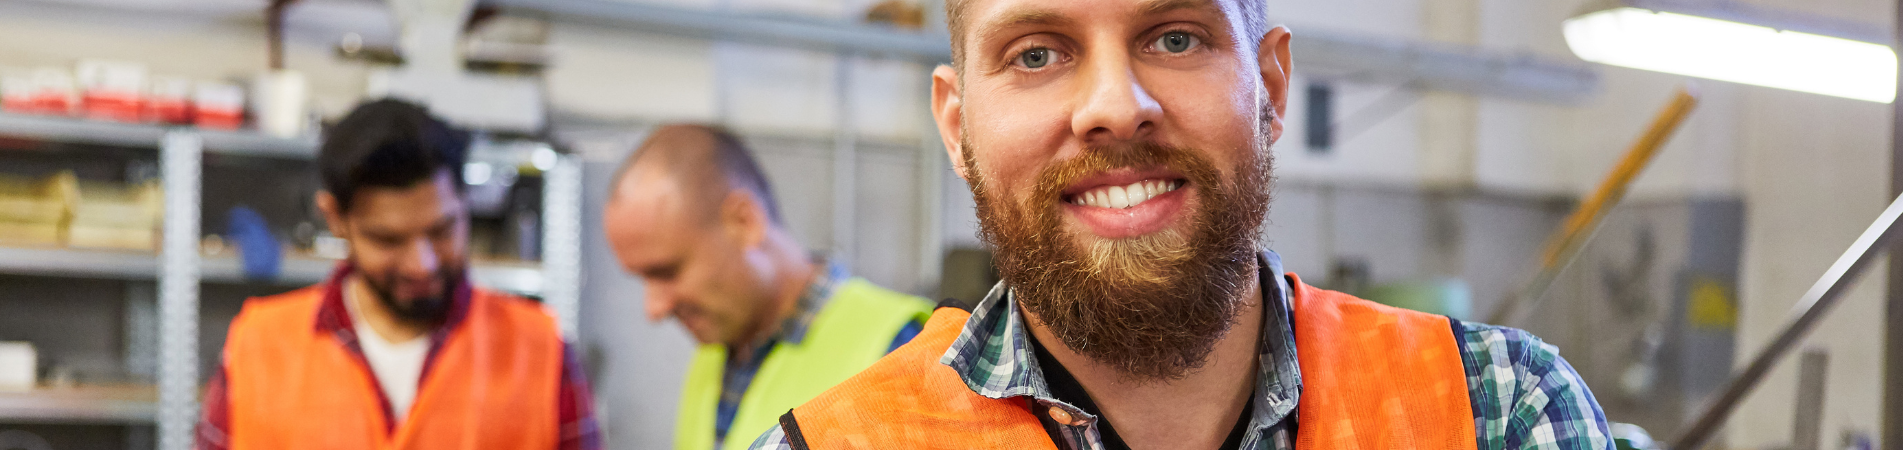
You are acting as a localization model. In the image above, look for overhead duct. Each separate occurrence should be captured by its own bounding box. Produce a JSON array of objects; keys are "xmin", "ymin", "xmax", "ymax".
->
[{"xmin": 486, "ymin": 0, "xmax": 1600, "ymax": 104}]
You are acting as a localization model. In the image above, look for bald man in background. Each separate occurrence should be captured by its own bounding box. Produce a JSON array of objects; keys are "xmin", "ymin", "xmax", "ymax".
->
[{"xmin": 601, "ymin": 124, "xmax": 935, "ymax": 450}]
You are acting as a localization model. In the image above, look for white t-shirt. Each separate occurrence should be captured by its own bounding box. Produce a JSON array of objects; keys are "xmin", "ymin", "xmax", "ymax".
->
[{"xmin": 345, "ymin": 291, "xmax": 431, "ymax": 424}]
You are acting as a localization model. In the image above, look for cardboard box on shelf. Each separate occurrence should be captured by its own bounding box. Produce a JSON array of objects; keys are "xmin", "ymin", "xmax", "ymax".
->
[
  {"xmin": 0, "ymin": 171, "xmax": 76, "ymax": 247},
  {"xmin": 69, "ymin": 180, "xmax": 161, "ymax": 251}
]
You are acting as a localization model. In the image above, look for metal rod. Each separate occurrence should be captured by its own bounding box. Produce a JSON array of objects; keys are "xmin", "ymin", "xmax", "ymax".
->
[
  {"xmin": 915, "ymin": 62, "xmax": 947, "ymax": 295},
  {"xmin": 1883, "ymin": 0, "xmax": 1903, "ymax": 443},
  {"xmin": 265, "ymin": 0, "xmax": 294, "ymax": 70},
  {"xmin": 157, "ymin": 131, "xmax": 203, "ymax": 450},
  {"xmin": 489, "ymin": 0, "xmax": 953, "ymax": 62},
  {"xmin": 1669, "ymin": 190, "xmax": 1903, "ymax": 450},
  {"xmin": 832, "ymin": 54, "xmax": 858, "ymax": 266},
  {"xmin": 541, "ymin": 152, "xmax": 583, "ymax": 340},
  {"xmin": 1792, "ymin": 350, "xmax": 1828, "ymax": 450},
  {"xmin": 1486, "ymin": 87, "xmax": 1699, "ymax": 325}
]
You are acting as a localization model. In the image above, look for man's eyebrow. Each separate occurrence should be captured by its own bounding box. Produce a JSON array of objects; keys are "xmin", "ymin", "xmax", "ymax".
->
[
  {"xmin": 973, "ymin": 0, "xmax": 1221, "ymax": 45},
  {"xmin": 975, "ymin": 7, "xmax": 1073, "ymax": 42},
  {"xmin": 1137, "ymin": 0, "xmax": 1219, "ymax": 17}
]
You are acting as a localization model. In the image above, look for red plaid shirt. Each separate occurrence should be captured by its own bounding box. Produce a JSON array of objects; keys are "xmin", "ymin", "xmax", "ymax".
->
[{"xmin": 195, "ymin": 265, "xmax": 600, "ymax": 450}]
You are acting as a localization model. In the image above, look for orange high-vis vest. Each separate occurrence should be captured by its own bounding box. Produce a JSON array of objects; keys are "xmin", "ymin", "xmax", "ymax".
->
[
  {"xmin": 221, "ymin": 285, "xmax": 564, "ymax": 450},
  {"xmin": 786, "ymin": 275, "xmax": 1477, "ymax": 449}
]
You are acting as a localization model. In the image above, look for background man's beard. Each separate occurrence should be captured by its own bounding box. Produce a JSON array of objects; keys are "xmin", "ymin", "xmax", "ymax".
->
[
  {"xmin": 967, "ymin": 140, "xmax": 1271, "ymax": 382},
  {"xmin": 360, "ymin": 267, "xmax": 462, "ymax": 325}
]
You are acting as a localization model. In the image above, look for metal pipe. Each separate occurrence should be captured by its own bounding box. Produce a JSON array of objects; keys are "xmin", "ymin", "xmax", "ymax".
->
[
  {"xmin": 1883, "ymin": 0, "xmax": 1903, "ymax": 444},
  {"xmin": 1486, "ymin": 88, "xmax": 1699, "ymax": 326},
  {"xmin": 488, "ymin": 0, "xmax": 1599, "ymax": 103},
  {"xmin": 1792, "ymin": 350, "xmax": 1828, "ymax": 450},
  {"xmin": 832, "ymin": 55, "xmax": 858, "ymax": 266},
  {"xmin": 915, "ymin": 62, "xmax": 947, "ymax": 296},
  {"xmin": 1670, "ymin": 190, "xmax": 1903, "ymax": 450}
]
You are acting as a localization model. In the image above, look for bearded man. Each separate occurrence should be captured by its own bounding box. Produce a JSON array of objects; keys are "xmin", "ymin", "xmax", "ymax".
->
[
  {"xmin": 197, "ymin": 100, "xmax": 598, "ymax": 450},
  {"xmin": 749, "ymin": 0, "xmax": 1612, "ymax": 448}
]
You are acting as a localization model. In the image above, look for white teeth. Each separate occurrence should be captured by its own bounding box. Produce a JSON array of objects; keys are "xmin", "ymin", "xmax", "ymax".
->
[
  {"xmin": 1073, "ymin": 179, "xmax": 1182, "ymax": 209},
  {"xmin": 1106, "ymin": 186, "xmax": 1129, "ymax": 209}
]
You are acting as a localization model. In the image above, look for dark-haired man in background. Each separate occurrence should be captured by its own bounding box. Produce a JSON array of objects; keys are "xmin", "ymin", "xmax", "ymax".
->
[{"xmin": 195, "ymin": 99, "xmax": 599, "ymax": 450}]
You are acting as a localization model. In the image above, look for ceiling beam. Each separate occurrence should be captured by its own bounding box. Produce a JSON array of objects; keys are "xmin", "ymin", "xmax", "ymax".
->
[{"xmin": 490, "ymin": 0, "xmax": 1599, "ymax": 103}]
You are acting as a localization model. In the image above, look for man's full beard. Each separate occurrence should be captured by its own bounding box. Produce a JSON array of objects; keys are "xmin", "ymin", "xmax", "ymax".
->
[
  {"xmin": 357, "ymin": 265, "xmax": 462, "ymax": 325},
  {"xmin": 967, "ymin": 138, "xmax": 1271, "ymax": 382}
]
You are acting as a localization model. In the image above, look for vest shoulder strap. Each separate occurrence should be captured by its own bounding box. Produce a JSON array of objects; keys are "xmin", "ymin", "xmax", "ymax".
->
[
  {"xmin": 1287, "ymin": 274, "xmax": 1478, "ymax": 450},
  {"xmin": 786, "ymin": 306, "xmax": 1056, "ymax": 449},
  {"xmin": 225, "ymin": 286, "xmax": 327, "ymax": 359}
]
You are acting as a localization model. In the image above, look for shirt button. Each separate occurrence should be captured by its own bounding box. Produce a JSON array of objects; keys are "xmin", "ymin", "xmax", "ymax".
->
[{"xmin": 1047, "ymin": 407, "xmax": 1083, "ymax": 426}]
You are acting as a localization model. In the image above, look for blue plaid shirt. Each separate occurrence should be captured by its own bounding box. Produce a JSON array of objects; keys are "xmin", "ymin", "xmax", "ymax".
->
[
  {"xmin": 751, "ymin": 251, "xmax": 1612, "ymax": 449},
  {"xmin": 713, "ymin": 260, "xmax": 922, "ymax": 448}
]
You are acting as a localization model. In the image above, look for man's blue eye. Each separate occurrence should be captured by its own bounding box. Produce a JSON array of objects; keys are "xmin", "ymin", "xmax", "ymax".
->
[
  {"xmin": 1019, "ymin": 48, "xmax": 1052, "ymax": 68},
  {"xmin": 1156, "ymin": 32, "xmax": 1198, "ymax": 53}
]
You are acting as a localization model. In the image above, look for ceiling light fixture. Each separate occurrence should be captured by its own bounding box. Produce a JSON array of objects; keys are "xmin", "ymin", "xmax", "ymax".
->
[{"xmin": 1564, "ymin": 0, "xmax": 1896, "ymax": 103}]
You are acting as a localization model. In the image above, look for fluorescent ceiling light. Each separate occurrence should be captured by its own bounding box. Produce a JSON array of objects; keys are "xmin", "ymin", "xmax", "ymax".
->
[{"xmin": 1564, "ymin": 6, "xmax": 1897, "ymax": 103}]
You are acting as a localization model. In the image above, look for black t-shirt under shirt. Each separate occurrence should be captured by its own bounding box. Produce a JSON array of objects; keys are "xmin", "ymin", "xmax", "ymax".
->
[{"xmin": 1027, "ymin": 332, "xmax": 1253, "ymax": 450}]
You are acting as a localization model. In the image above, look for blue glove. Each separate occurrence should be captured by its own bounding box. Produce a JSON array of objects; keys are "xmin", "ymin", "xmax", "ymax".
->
[{"xmin": 227, "ymin": 205, "xmax": 281, "ymax": 280}]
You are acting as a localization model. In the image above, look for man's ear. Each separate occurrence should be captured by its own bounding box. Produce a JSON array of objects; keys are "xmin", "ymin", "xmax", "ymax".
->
[
  {"xmin": 931, "ymin": 65, "xmax": 971, "ymax": 181},
  {"xmin": 315, "ymin": 191, "xmax": 350, "ymax": 239},
  {"xmin": 719, "ymin": 189, "xmax": 769, "ymax": 249},
  {"xmin": 1258, "ymin": 26, "xmax": 1294, "ymax": 142}
]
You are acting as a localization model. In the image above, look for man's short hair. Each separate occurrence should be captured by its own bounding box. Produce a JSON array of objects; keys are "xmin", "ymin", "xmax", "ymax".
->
[
  {"xmin": 615, "ymin": 124, "xmax": 784, "ymax": 225},
  {"xmin": 318, "ymin": 99, "xmax": 471, "ymax": 213},
  {"xmin": 943, "ymin": 0, "xmax": 1269, "ymax": 69}
]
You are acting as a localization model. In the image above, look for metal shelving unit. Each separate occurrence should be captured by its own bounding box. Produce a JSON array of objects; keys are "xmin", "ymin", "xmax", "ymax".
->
[
  {"xmin": 0, "ymin": 111, "xmax": 583, "ymax": 450},
  {"xmin": 0, "ymin": 246, "xmax": 547, "ymax": 296},
  {"xmin": 0, "ymin": 111, "xmax": 318, "ymax": 159},
  {"xmin": 0, "ymin": 386, "xmax": 158, "ymax": 424}
]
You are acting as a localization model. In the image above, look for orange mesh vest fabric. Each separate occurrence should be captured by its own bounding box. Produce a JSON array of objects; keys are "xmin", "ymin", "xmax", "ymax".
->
[
  {"xmin": 789, "ymin": 276, "xmax": 1476, "ymax": 449},
  {"xmin": 223, "ymin": 286, "xmax": 563, "ymax": 450},
  {"xmin": 1288, "ymin": 274, "xmax": 1477, "ymax": 450},
  {"xmin": 791, "ymin": 307, "xmax": 1057, "ymax": 449}
]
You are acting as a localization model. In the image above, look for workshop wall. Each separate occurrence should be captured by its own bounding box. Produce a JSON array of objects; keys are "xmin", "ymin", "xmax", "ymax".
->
[{"xmin": 0, "ymin": 0, "xmax": 1894, "ymax": 448}]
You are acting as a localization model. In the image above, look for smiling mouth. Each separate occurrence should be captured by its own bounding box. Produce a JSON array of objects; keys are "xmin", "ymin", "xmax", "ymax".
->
[{"xmin": 1065, "ymin": 179, "xmax": 1186, "ymax": 209}]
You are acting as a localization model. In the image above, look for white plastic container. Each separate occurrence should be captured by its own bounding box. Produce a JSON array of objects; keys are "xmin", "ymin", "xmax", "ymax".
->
[
  {"xmin": 251, "ymin": 70, "xmax": 308, "ymax": 138},
  {"xmin": 75, "ymin": 59, "xmax": 147, "ymax": 122},
  {"xmin": 0, "ymin": 341, "xmax": 36, "ymax": 390}
]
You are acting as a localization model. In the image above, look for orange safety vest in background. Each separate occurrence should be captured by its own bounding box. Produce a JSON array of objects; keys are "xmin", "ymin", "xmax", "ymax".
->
[
  {"xmin": 221, "ymin": 285, "xmax": 563, "ymax": 450},
  {"xmin": 786, "ymin": 275, "xmax": 1478, "ymax": 449}
]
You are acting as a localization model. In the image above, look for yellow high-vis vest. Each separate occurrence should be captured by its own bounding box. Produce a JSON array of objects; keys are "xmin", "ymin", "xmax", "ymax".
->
[{"xmin": 673, "ymin": 278, "xmax": 932, "ymax": 450}]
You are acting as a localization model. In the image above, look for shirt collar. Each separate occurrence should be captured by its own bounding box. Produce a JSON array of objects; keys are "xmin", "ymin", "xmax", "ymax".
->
[
  {"xmin": 938, "ymin": 250, "xmax": 1302, "ymax": 439},
  {"xmin": 769, "ymin": 257, "xmax": 849, "ymax": 346}
]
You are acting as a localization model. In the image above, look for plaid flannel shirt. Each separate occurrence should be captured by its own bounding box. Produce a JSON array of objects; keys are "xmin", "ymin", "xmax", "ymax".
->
[
  {"xmin": 714, "ymin": 260, "xmax": 846, "ymax": 447},
  {"xmin": 751, "ymin": 251, "xmax": 1611, "ymax": 449}
]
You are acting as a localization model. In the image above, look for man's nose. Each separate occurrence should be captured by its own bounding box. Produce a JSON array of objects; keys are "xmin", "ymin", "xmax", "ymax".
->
[
  {"xmin": 1070, "ymin": 49, "xmax": 1162, "ymax": 145},
  {"xmin": 399, "ymin": 237, "xmax": 440, "ymax": 279},
  {"xmin": 643, "ymin": 283, "xmax": 674, "ymax": 323}
]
